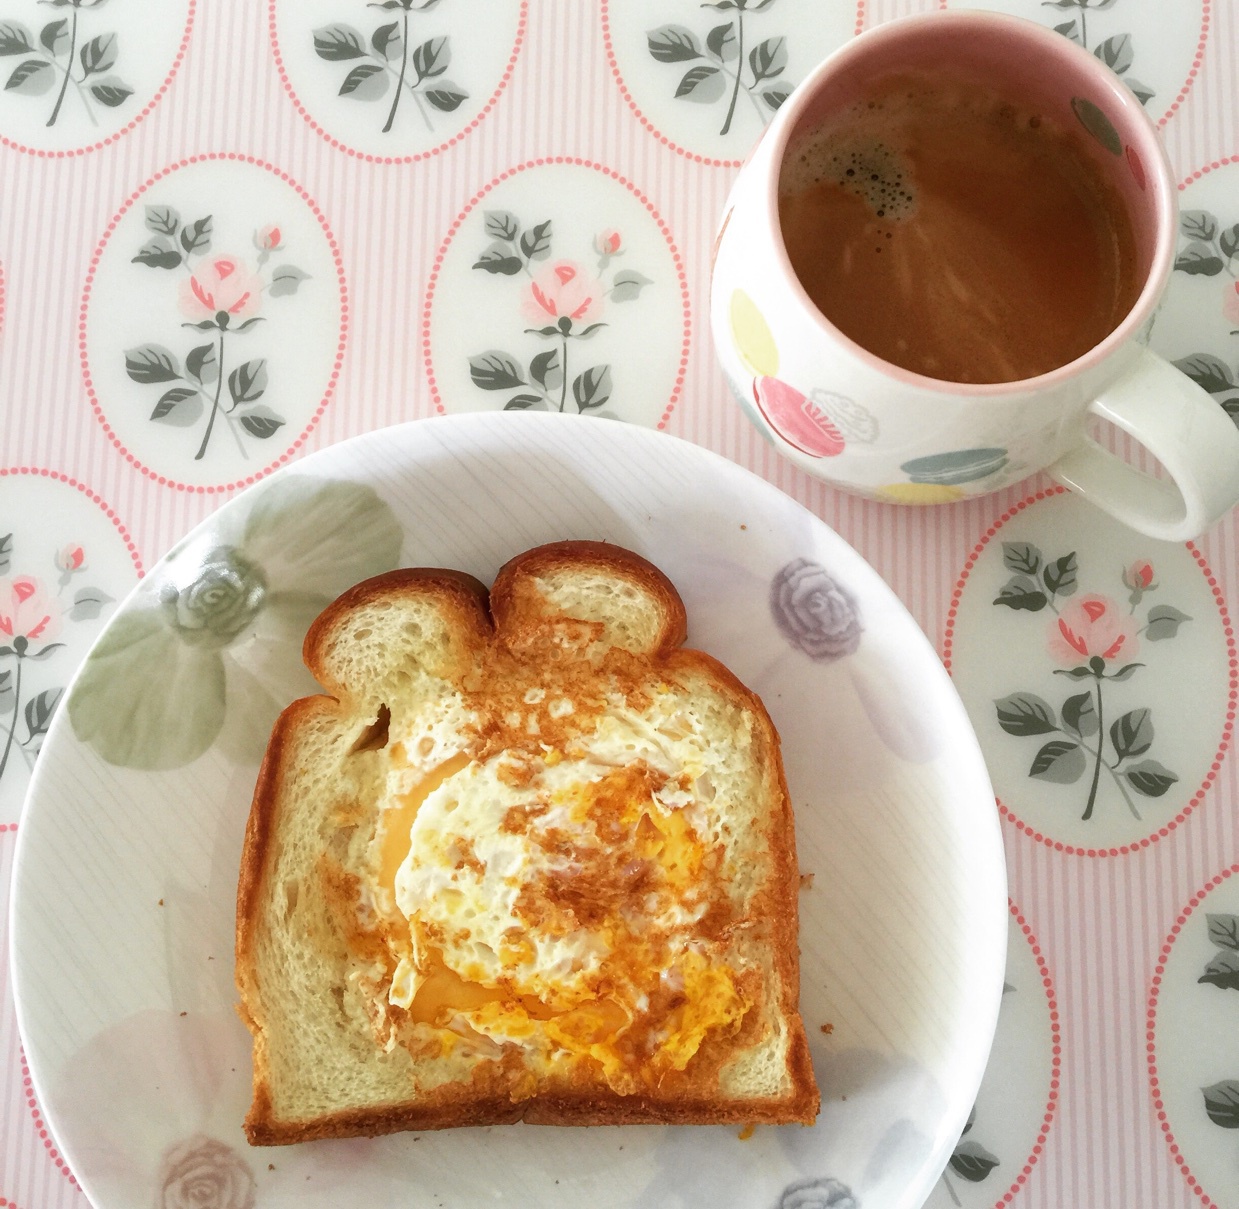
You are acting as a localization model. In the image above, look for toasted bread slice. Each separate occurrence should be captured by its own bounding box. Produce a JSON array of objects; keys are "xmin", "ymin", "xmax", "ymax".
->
[{"xmin": 235, "ymin": 541, "xmax": 818, "ymax": 1145}]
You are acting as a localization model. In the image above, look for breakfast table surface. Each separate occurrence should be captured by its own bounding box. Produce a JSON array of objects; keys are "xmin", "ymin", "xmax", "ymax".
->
[{"xmin": 2, "ymin": 1, "xmax": 1239, "ymax": 1207}]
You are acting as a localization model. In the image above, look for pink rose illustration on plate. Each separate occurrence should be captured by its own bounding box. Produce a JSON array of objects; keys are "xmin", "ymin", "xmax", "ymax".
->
[
  {"xmin": 178, "ymin": 255, "xmax": 264, "ymax": 323},
  {"xmin": 992, "ymin": 541, "xmax": 1191, "ymax": 822},
  {"xmin": 125, "ymin": 206, "xmax": 310, "ymax": 462},
  {"xmin": 156, "ymin": 1135, "xmax": 255, "ymax": 1209},
  {"xmin": 468, "ymin": 212, "xmax": 652, "ymax": 415}
]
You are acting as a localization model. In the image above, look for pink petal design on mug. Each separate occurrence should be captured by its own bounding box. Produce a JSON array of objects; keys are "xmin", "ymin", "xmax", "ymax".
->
[
  {"xmin": 1126, "ymin": 145, "xmax": 1147, "ymax": 191},
  {"xmin": 753, "ymin": 376, "xmax": 846, "ymax": 458}
]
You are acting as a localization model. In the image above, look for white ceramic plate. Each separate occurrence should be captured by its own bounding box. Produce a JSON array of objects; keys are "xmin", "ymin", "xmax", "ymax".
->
[{"xmin": 10, "ymin": 412, "xmax": 1006, "ymax": 1209}]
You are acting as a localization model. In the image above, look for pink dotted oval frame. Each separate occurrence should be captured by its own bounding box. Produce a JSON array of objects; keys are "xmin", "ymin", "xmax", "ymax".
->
[
  {"xmin": 422, "ymin": 157, "xmax": 692, "ymax": 430},
  {"xmin": 0, "ymin": 467, "xmax": 144, "ymax": 578},
  {"xmin": 0, "ymin": 0, "xmax": 195, "ymax": 159},
  {"xmin": 993, "ymin": 899, "xmax": 1062, "ymax": 1208},
  {"xmin": 1148, "ymin": 863, "xmax": 1239, "ymax": 1209},
  {"xmin": 600, "ymin": 0, "xmax": 867, "ymax": 169},
  {"xmin": 942, "ymin": 485, "xmax": 1237, "ymax": 858},
  {"xmin": 268, "ymin": 0, "xmax": 528, "ymax": 165},
  {"xmin": 78, "ymin": 154, "xmax": 349, "ymax": 496}
]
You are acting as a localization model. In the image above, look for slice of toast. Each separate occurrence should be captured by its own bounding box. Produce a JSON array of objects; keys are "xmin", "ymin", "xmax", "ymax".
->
[{"xmin": 235, "ymin": 541, "xmax": 819, "ymax": 1144}]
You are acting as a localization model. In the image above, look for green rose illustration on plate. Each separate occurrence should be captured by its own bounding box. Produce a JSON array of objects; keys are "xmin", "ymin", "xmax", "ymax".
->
[{"xmin": 68, "ymin": 476, "xmax": 402, "ymax": 770}]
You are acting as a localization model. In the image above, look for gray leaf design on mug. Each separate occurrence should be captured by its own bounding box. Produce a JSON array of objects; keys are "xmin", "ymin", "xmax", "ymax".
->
[{"xmin": 770, "ymin": 558, "xmax": 861, "ymax": 661}]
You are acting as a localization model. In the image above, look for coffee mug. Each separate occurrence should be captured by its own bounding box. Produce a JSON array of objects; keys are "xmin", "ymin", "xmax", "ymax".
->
[{"xmin": 709, "ymin": 11, "xmax": 1239, "ymax": 541}]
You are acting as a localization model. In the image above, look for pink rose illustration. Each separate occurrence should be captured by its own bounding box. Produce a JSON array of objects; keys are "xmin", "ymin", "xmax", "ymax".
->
[
  {"xmin": 595, "ymin": 228, "xmax": 622, "ymax": 256},
  {"xmin": 1224, "ymin": 281, "xmax": 1239, "ymax": 329},
  {"xmin": 157, "ymin": 1135, "xmax": 255, "ymax": 1209},
  {"xmin": 178, "ymin": 256, "xmax": 264, "ymax": 323},
  {"xmin": 1047, "ymin": 594, "xmax": 1139, "ymax": 666},
  {"xmin": 55, "ymin": 544, "xmax": 85, "ymax": 574},
  {"xmin": 0, "ymin": 576, "xmax": 61, "ymax": 643},
  {"xmin": 1126, "ymin": 560, "xmax": 1155, "ymax": 591},
  {"xmin": 253, "ymin": 225, "xmax": 282, "ymax": 252},
  {"xmin": 522, "ymin": 260, "xmax": 606, "ymax": 328}
]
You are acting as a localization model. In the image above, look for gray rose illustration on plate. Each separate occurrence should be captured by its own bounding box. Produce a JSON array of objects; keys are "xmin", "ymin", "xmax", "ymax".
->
[
  {"xmin": 771, "ymin": 557, "xmax": 862, "ymax": 661},
  {"xmin": 776, "ymin": 1176, "xmax": 859, "ymax": 1209},
  {"xmin": 69, "ymin": 475, "xmax": 402, "ymax": 770},
  {"xmin": 156, "ymin": 1134, "xmax": 255, "ymax": 1209}
]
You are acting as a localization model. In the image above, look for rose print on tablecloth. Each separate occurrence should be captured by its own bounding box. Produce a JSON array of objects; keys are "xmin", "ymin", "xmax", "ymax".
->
[
  {"xmin": 1199, "ymin": 913, "xmax": 1239, "ymax": 1131},
  {"xmin": 1168, "ymin": 206, "xmax": 1239, "ymax": 430},
  {"xmin": 0, "ymin": 2, "xmax": 134, "ymax": 128},
  {"xmin": 646, "ymin": 0, "xmax": 795, "ymax": 137},
  {"xmin": 770, "ymin": 558, "xmax": 862, "ymax": 662},
  {"xmin": 311, "ymin": 2, "xmax": 467, "ymax": 135},
  {"xmin": 1047, "ymin": 0, "xmax": 1155, "ymax": 105},
  {"xmin": 68, "ymin": 476, "xmax": 401, "ymax": 770},
  {"xmin": 467, "ymin": 213, "xmax": 652, "ymax": 415},
  {"xmin": 0, "ymin": 532, "xmax": 112, "ymax": 790},
  {"xmin": 124, "ymin": 208, "xmax": 310, "ymax": 463},
  {"xmin": 156, "ymin": 1135, "xmax": 256, "ymax": 1209},
  {"xmin": 938, "ymin": 1103, "xmax": 1000, "ymax": 1205},
  {"xmin": 992, "ymin": 543, "xmax": 1189, "ymax": 821}
]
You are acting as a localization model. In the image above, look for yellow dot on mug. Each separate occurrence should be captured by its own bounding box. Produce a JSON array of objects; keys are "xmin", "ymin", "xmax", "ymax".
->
[
  {"xmin": 729, "ymin": 289, "xmax": 779, "ymax": 378},
  {"xmin": 878, "ymin": 482, "xmax": 967, "ymax": 505}
]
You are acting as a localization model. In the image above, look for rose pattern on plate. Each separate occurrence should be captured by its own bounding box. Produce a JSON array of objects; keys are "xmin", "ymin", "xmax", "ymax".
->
[
  {"xmin": 125, "ymin": 209, "xmax": 310, "ymax": 462},
  {"xmin": 467, "ymin": 213, "xmax": 652, "ymax": 415},
  {"xmin": 156, "ymin": 1135, "xmax": 255, "ymax": 1209},
  {"xmin": 68, "ymin": 476, "xmax": 401, "ymax": 770},
  {"xmin": 0, "ymin": 532, "xmax": 112, "ymax": 790},
  {"xmin": 0, "ymin": 1, "xmax": 134, "ymax": 128},
  {"xmin": 646, "ymin": 0, "xmax": 795, "ymax": 138},
  {"xmin": 1166, "ymin": 205, "xmax": 1239, "ymax": 430},
  {"xmin": 770, "ymin": 558, "xmax": 862, "ymax": 662},
  {"xmin": 992, "ymin": 544, "xmax": 1188, "ymax": 822},
  {"xmin": 310, "ymin": 2, "xmax": 467, "ymax": 135},
  {"xmin": 774, "ymin": 1176, "xmax": 858, "ymax": 1209}
]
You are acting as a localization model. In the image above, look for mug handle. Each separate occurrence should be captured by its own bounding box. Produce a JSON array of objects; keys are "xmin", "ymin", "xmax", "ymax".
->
[{"xmin": 1049, "ymin": 347, "xmax": 1239, "ymax": 542}]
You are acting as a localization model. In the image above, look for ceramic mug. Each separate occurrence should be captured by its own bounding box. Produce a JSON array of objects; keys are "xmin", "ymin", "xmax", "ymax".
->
[{"xmin": 709, "ymin": 11, "xmax": 1239, "ymax": 541}]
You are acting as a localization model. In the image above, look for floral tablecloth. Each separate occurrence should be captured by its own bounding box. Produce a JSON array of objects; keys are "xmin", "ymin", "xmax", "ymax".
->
[{"xmin": 1, "ymin": 0, "xmax": 1237, "ymax": 1207}]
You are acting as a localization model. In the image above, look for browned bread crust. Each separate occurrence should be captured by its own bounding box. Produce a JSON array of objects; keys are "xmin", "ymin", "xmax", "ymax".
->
[{"xmin": 235, "ymin": 541, "xmax": 818, "ymax": 1144}]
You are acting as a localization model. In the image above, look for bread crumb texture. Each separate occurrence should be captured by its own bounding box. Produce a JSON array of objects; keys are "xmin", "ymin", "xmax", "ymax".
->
[{"xmin": 235, "ymin": 542, "xmax": 818, "ymax": 1141}]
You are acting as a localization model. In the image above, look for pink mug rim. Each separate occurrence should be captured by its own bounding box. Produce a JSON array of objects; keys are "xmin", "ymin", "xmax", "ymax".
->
[{"xmin": 762, "ymin": 10, "xmax": 1177, "ymax": 398}]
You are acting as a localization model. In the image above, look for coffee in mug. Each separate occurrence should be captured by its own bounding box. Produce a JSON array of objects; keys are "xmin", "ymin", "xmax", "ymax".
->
[
  {"xmin": 710, "ymin": 11, "xmax": 1239, "ymax": 539},
  {"xmin": 777, "ymin": 68, "xmax": 1144, "ymax": 385}
]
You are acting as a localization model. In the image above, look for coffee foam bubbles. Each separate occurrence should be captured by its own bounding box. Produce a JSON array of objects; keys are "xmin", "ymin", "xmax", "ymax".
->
[{"xmin": 780, "ymin": 96, "xmax": 920, "ymax": 222}]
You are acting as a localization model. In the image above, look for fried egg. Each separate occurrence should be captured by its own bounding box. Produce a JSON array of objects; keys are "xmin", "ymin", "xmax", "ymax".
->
[{"xmin": 346, "ymin": 679, "xmax": 751, "ymax": 1094}]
